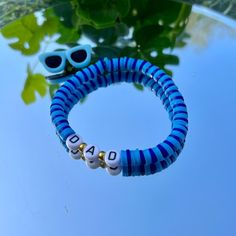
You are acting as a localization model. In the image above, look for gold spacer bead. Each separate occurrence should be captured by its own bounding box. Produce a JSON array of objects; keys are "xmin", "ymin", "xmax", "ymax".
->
[
  {"xmin": 78, "ymin": 143, "xmax": 87, "ymax": 152},
  {"xmin": 81, "ymin": 155, "xmax": 85, "ymax": 161},
  {"xmin": 98, "ymin": 151, "xmax": 106, "ymax": 160},
  {"xmin": 99, "ymin": 161, "xmax": 106, "ymax": 168}
]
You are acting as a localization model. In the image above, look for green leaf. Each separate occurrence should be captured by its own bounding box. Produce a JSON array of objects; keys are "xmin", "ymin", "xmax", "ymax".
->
[
  {"xmin": 1, "ymin": 10, "xmax": 59, "ymax": 55},
  {"xmin": 115, "ymin": 22, "xmax": 129, "ymax": 36},
  {"xmin": 119, "ymin": 47, "xmax": 141, "ymax": 58},
  {"xmin": 133, "ymin": 83, "xmax": 144, "ymax": 91},
  {"xmin": 21, "ymin": 86, "xmax": 36, "ymax": 104},
  {"xmin": 75, "ymin": 0, "xmax": 131, "ymax": 29},
  {"xmin": 134, "ymin": 25, "xmax": 171, "ymax": 50},
  {"xmin": 40, "ymin": 15, "xmax": 58, "ymax": 36},
  {"xmin": 93, "ymin": 46, "xmax": 121, "ymax": 58},
  {"xmin": 82, "ymin": 25, "xmax": 117, "ymax": 45},
  {"xmin": 114, "ymin": 0, "xmax": 131, "ymax": 17},
  {"xmin": 56, "ymin": 24, "xmax": 81, "ymax": 44},
  {"xmin": 52, "ymin": 2, "xmax": 74, "ymax": 28},
  {"xmin": 1, "ymin": 14, "xmax": 41, "ymax": 55},
  {"xmin": 80, "ymin": 96, "xmax": 87, "ymax": 104},
  {"xmin": 163, "ymin": 68, "xmax": 173, "ymax": 77},
  {"xmin": 160, "ymin": 54, "xmax": 179, "ymax": 65},
  {"xmin": 49, "ymin": 84, "xmax": 60, "ymax": 100},
  {"xmin": 21, "ymin": 65, "xmax": 48, "ymax": 104}
]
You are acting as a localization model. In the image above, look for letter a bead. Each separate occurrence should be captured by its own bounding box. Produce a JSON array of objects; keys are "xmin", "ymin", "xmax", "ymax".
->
[
  {"xmin": 83, "ymin": 144, "xmax": 99, "ymax": 161},
  {"xmin": 85, "ymin": 159, "xmax": 100, "ymax": 169},
  {"xmin": 66, "ymin": 134, "xmax": 83, "ymax": 150}
]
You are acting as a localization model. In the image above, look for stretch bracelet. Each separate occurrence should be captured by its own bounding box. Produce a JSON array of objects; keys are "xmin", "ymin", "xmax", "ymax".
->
[{"xmin": 50, "ymin": 57, "xmax": 188, "ymax": 176}]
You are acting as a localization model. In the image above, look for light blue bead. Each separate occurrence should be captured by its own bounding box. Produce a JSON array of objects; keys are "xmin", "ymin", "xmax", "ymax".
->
[
  {"xmin": 141, "ymin": 62, "xmax": 152, "ymax": 74},
  {"xmin": 61, "ymin": 128, "xmax": 75, "ymax": 141}
]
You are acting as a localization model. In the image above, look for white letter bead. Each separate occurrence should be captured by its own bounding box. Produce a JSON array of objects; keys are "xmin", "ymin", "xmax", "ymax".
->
[
  {"xmin": 85, "ymin": 159, "xmax": 100, "ymax": 169},
  {"xmin": 104, "ymin": 150, "xmax": 121, "ymax": 168},
  {"xmin": 69, "ymin": 149, "xmax": 81, "ymax": 160},
  {"xmin": 106, "ymin": 166, "xmax": 121, "ymax": 176},
  {"xmin": 83, "ymin": 144, "xmax": 99, "ymax": 161},
  {"xmin": 66, "ymin": 134, "xmax": 83, "ymax": 150}
]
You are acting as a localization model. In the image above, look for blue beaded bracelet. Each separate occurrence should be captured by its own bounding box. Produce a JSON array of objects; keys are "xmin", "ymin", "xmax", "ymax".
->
[{"xmin": 50, "ymin": 57, "xmax": 188, "ymax": 177}]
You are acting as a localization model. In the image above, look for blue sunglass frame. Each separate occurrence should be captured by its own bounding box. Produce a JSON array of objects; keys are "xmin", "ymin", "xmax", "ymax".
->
[{"xmin": 39, "ymin": 45, "xmax": 92, "ymax": 73}]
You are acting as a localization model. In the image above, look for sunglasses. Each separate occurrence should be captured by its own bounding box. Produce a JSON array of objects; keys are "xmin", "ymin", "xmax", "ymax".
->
[{"xmin": 39, "ymin": 45, "xmax": 92, "ymax": 73}]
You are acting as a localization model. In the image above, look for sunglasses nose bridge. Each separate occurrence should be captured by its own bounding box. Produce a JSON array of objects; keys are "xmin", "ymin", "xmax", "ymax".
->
[
  {"xmin": 65, "ymin": 56, "xmax": 70, "ymax": 64},
  {"xmin": 64, "ymin": 58, "xmax": 76, "ymax": 73},
  {"xmin": 65, "ymin": 50, "xmax": 76, "ymax": 68},
  {"xmin": 65, "ymin": 50, "xmax": 73, "ymax": 63}
]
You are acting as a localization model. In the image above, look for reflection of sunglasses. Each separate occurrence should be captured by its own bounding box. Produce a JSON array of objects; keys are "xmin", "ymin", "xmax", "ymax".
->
[{"xmin": 39, "ymin": 45, "xmax": 92, "ymax": 73}]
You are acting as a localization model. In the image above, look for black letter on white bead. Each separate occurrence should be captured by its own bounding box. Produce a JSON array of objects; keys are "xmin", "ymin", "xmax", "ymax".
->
[
  {"xmin": 83, "ymin": 144, "xmax": 99, "ymax": 162},
  {"xmin": 106, "ymin": 166, "xmax": 121, "ymax": 176},
  {"xmin": 108, "ymin": 151, "xmax": 117, "ymax": 160},
  {"xmin": 70, "ymin": 135, "xmax": 80, "ymax": 143},
  {"xmin": 86, "ymin": 146, "xmax": 95, "ymax": 155},
  {"xmin": 104, "ymin": 150, "xmax": 121, "ymax": 168},
  {"xmin": 69, "ymin": 149, "xmax": 81, "ymax": 160},
  {"xmin": 66, "ymin": 134, "xmax": 83, "ymax": 150}
]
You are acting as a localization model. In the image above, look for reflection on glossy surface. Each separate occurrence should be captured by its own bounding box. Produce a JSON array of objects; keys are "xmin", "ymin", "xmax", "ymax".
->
[
  {"xmin": 1, "ymin": 0, "xmax": 236, "ymax": 28},
  {"xmin": 1, "ymin": 0, "xmax": 191, "ymax": 104},
  {"xmin": 0, "ymin": 1, "xmax": 236, "ymax": 236},
  {"xmin": 179, "ymin": 0, "xmax": 236, "ymax": 19}
]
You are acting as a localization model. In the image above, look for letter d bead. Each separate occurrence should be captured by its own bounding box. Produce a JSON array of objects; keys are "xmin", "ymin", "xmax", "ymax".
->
[
  {"xmin": 69, "ymin": 149, "xmax": 81, "ymax": 160},
  {"xmin": 66, "ymin": 134, "xmax": 83, "ymax": 150},
  {"xmin": 104, "ymin": 150, "xmax": 121, "ymax": 168},
  {"xmin": 106, "ymin": 166, "xmax": 122, "ymax": 176}
]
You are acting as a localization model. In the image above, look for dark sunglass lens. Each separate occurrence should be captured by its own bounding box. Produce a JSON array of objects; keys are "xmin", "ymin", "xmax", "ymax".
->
[
  {"xmin": 71, "ymin": 50, "xmax": 87, "ymax": 63},
  {"xmin": 45, "ymin": 55, "xmax": 62, "ymax": 68}
]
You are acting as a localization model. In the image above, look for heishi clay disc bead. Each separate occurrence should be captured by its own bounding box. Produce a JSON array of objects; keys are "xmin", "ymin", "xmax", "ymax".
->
[
  {"xmin": 83, "ymin": 144, "xmax": 100, "ymax": 162},
  {"xmin": 49, "ymin": 56, "xmax": 189, "ymax": 177},
  {"xmin": 66, "ymin": 134, "xmax": 83, "ymax": 150},
  {"xmin": 104, "ymin": 150, "xmax": 121, "ymax": 168}
]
